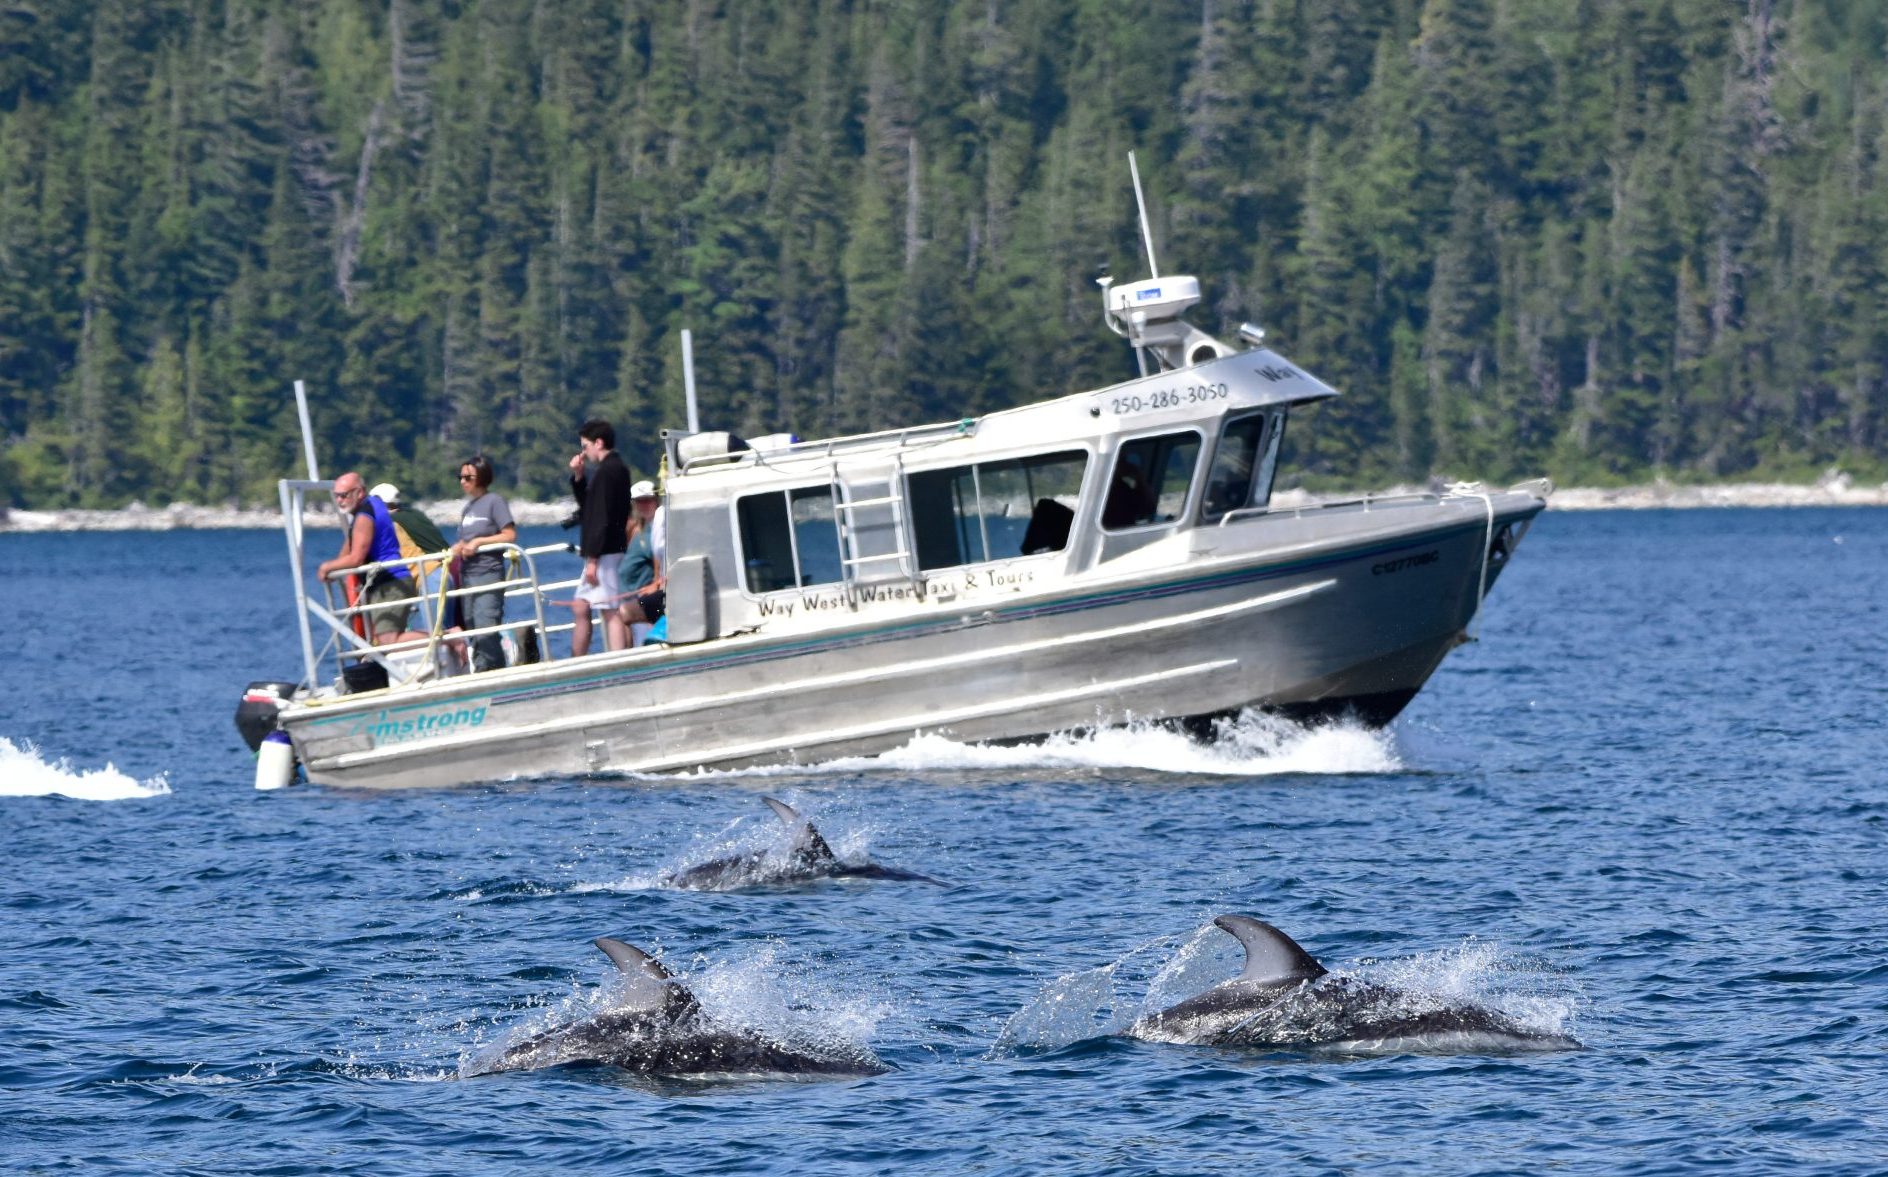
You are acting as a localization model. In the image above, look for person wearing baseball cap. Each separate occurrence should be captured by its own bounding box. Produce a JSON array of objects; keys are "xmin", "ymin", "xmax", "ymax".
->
[
  {"xmin": 348, "ymin": 482, "xmax": 451, "ymax": 651},
  {"xmin": 370, "ymin": 483, "xmax": 452, "ymax": 569},
  {"xmin": 618, "ymin": 479, "xmax": 665, "ymax": 643}
]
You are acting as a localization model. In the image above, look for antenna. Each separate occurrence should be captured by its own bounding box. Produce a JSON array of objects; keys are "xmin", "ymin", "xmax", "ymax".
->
[
  {"xmin": 1128, "ymin": 151, "xmax": 1159, "ymax": 279},
  {"xmin": 680, "ymin": 328, "xmax": 701, "ymax": 433}
]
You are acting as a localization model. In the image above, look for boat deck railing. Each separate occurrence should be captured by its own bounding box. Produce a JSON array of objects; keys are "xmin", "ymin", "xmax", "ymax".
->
[
  {"xmin": 278, "ymin": 478, "xmax": 601, "ymax": 693},
  {"xmin": 1216, "ymin": 479, "xmax": 1550, "ymax": 527},
  {"xmin": 313, "ymin": 541, "xmax": 582, "ymax": 688},
  {"xmin": 1218, "ymin": 490, "xmax": 1438, "ymax": 527},
  {"xmin": 677, "ymin": 418, "xmax": 979, "ymax": 476}
]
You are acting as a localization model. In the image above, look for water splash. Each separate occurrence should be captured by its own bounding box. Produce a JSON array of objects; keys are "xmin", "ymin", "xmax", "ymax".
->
[
  {"xmin": 1138, "ymin": 924, "xmax": 1245, "ymax": 1017},
  {"xmin": 164, "ymin": 1066, "xmax": 242, "ymax": 1086},
  {"xmin": 637, "ymin": 795, "xmax": 889, "ymax": 890},
  {"xmin": 833, "ymin": 711, "xmax": 1401, "ymax": 777},
  {"xmin": 437, "ymin": 879, "xmax": 566, "ymax": 903},
  {"xmin": 628, "ymin": 710, "xmax": 1400, "ymax": 782},
  {"xmin": 993, "ymin": 924, "xmax": 1582, "ymax": 1055},
  {"xmin": 687, "ymin": 940, "xmax": 891, "ymax": 1053},
  {"xmin": 991, "ymin": 962, "xmax": 1124, "ymax": 1054},
  {"xmin": 444, "ymin": 799, "xmax": 893, "ymax": 897},
  {"xmin": 1356, "ymin": 940, "xmax": 1584, "ymax": 1039},
  {"xmin": 461, "ymin": 940, "xmax": 888, "ymax": 1076},
  {"xmin": 568, "ymin": 874, "xmax": 664, "ymax": 895},
  {"xmin": 991, "ymin": 929, "xmax": 1232, "ymax": 1055},
  {"xmin": 0, "ymin": 737, "xmax": 170, "ymax": 801}
]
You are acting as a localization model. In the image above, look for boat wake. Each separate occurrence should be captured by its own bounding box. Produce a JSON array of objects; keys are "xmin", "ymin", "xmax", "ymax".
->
[
  {"xmin": 842, "ymin": 710, "xmax": 1399, "ymax": 778},
  {"xmin": 0, "ymin": 737, "xmax": 170, "ymax": 801},
  {"xmin": 626, "ymin": 710, "xmax": 1401, "ymax": 782}
]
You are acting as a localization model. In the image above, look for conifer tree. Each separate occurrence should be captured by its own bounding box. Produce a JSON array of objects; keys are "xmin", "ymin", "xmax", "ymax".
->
[{"xmin": 4, "ymin": 0, "xmax": 1888, "ymax": 508}]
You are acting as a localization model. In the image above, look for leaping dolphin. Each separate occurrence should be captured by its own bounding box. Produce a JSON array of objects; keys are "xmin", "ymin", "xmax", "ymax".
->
[
  {"xmin": 467, "ymin": 937, "xmax": 889, "ymax": 1078},
  {"xmin": 660, "ymin": 797, "xmax": 938, "ymax": 890},
  {"xmin": 1128, "ymin": 916, "xmax": 1580, "ymax": 1055}
]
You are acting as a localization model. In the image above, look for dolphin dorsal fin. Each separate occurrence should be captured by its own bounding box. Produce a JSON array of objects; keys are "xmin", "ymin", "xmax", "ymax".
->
[
  {"xmin": 1214, "ymin": 916, "xmax": 1328, "ymax": 986},
  {"xmin": 763, "ymin": 797, "xmax": 838, "ymax": 865},
  {"xmin": 594, "ymin": 937, "xmax": 701, "ymax": 1020}
]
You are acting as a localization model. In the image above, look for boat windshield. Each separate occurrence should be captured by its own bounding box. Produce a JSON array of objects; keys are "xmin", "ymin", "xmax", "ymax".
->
[
  {"xmin": 1202, "ymin": 412, "xmax": 1283, "ymax": 519},
  {"xmin": 1102, "ymin": 431, "xmax": 1201, "ymax": 529}
]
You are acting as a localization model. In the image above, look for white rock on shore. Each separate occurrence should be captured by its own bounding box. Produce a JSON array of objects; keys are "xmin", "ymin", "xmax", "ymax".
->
[
  {"xmin": 1273, "ymin": 470, "xmax": 1888, "ymax": 511},
  {"xmin": 2, "ymin": 477, "xmax": 1884, "ymax": 532},
  {"xmin": 1546, "ymin": 475, "xmax": 1888, "ymax": 509}
]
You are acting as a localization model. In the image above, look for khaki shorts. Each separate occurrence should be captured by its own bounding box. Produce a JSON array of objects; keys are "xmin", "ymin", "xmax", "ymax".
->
[
  {"xmin": 363, "ymin": 575, "xmax": 418, "ymax": 639},
  {"xmin": 574, "ymin": 561, "xmax": 621, "ymax": 612}
]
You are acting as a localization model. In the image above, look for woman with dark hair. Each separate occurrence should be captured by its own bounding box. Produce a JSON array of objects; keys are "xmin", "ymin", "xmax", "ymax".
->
[{"xmin": 453, "ymin": 454, "xmax": 517, "ymax": 673}]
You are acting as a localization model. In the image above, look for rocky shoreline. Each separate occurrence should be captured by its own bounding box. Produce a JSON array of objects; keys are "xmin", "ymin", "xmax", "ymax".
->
[
  {"xmin": 0, "ymin": 498, "xmax": 577, "ymax": 533},
  {"xmin": 2, "ymin": 476, "xmax": 1884, "ymax": 532}
]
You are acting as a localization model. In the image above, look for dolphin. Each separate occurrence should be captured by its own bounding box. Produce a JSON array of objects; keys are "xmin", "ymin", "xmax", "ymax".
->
[
  {"xmin": 660, "ymin": 797, "xmax": 937, "ymax": 890},
  {"xmin": 467, "ymin": 937, "xmax": 888, "ymax": 1078},
  {"xmin": 1128, "ymin": 915, "xmax": 1580, "ymax": 1055}
]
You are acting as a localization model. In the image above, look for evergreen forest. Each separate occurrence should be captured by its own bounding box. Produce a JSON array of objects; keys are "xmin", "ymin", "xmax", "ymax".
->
[{"xmin": 2, "ymin": 0, "xmax": 1886, "ymax": 508}]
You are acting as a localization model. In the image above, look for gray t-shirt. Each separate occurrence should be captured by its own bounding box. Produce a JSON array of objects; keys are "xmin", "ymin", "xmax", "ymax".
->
[{"xmin": 457, "ymin": 492, "xmax": 516, "ymax": 578}]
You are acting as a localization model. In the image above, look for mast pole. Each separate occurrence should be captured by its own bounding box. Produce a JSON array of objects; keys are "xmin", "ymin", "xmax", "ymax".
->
[
  {"xmin": 287, "ymin": 378, "xmax": 322, "ymax": 687},
  {"xmin": 293, "ymin": 379, "xmax": 319, "ymax": 481},
  {"xmin": 1129, "ymin": 151, "xmax": 1159, "ymax": 279}
]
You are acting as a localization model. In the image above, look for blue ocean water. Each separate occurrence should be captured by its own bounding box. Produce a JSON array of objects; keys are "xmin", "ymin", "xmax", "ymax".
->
[{"xmin": 2, "ymin": 509, "xmax": 1884, "ymax": 1174}]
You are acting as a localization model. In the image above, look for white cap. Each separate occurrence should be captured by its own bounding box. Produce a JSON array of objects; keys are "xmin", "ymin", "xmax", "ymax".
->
[
  {"xmin": 367, "ymin": 482, "xmax": 400, "ymax": 504},
  {"xmin": 630, "ymin": 480, "xmax": 658, "ymax": 499}
]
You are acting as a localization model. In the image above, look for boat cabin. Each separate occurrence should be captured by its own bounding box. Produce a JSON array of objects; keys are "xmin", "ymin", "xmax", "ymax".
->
[{"xmin": 657, "ymin": 312, "xmax": 1338, "ymax": 645}]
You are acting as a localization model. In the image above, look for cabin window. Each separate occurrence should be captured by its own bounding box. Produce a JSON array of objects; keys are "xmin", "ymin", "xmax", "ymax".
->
[
  {"xmin": 1101, "ymin": 431, "xmax": 1201, "ymax": 529},
  {"xmin": 736, "ymin": 486, "xmax": 845, "ymax": 593},
  {"xmin": 1201, "ymin": 412, "xmax": 1282, "ymax": 519},
  {"xmin": 908, "ymin": 450, "xmax": 1088, "ymax": 572}
]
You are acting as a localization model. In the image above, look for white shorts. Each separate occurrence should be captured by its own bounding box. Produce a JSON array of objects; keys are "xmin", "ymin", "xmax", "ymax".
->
[{"xmin": 574, "ymin": 561, "xmax": 621, "ymax": 611}]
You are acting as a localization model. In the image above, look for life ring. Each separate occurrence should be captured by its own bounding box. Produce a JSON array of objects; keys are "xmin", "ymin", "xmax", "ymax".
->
[{"xmin": 344, "ymin": 573, "xmax": 367, "ymax": 639}]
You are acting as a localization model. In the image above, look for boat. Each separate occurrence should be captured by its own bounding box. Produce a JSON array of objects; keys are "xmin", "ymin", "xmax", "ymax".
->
[{"xmin": 236, "ymin": 186, "xmax": 1549, "ymax": 789}]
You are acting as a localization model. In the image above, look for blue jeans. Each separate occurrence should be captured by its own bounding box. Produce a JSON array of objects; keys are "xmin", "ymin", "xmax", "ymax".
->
[{"xmin": 463, "ymin": 567, "xmax": 507, "ymax": 673}]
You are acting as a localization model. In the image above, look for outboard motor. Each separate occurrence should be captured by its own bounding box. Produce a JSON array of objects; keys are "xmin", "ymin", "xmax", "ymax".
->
[
  {"xmin": 236, "ymin": 681, "xmax": 301, "ymax": 791},
  {"xmin": 234, "ymin": 681, "xmax": 298, "ymax": 753}
]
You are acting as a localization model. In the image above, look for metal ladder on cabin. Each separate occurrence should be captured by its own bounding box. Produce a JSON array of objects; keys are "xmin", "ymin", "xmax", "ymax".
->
[{"xmin": 831, "ymin": 454, "xmax": 913, "ymax": 585}]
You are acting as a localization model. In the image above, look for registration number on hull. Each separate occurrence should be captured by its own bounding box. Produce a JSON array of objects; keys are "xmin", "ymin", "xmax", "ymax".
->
[{"xmin": 1103, "ymin": 382, "xmax": 1230, "ymax": 416}]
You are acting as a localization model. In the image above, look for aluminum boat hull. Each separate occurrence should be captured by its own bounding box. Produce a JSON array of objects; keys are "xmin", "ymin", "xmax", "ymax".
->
[{"xmin": 280, "ymin": 490, "xmax": 1541, "ymax": 789}]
